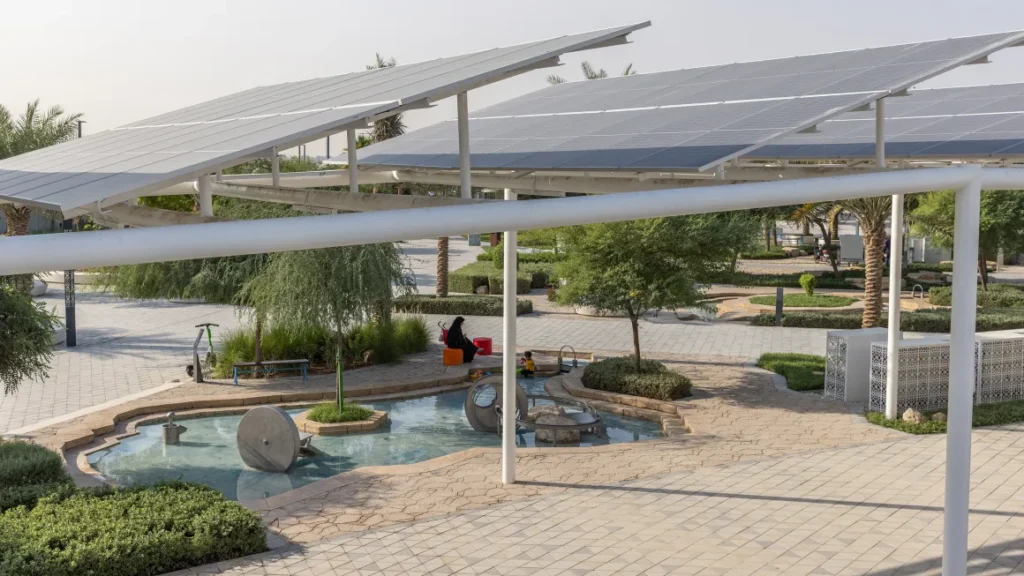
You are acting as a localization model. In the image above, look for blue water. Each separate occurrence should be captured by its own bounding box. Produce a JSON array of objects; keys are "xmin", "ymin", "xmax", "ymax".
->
[{"xmin": 87, "ymin": 377, "xmax": 662, "ymax": 501}]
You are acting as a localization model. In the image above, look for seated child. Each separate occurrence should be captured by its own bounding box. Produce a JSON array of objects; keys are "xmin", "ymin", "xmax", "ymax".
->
[{"xmin": 519, "ymin": 351, "xmax": 536, "ymax": 378}]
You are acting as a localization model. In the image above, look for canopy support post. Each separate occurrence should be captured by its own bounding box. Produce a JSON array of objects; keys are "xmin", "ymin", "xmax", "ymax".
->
[
  {"xmin": 347, "ymin": 129, "xmax": 359, "ymax": 195},
  {"xmin": 881, "ymin": 97, "xmax": 903, "ymax": 421},
  {"xmin": 458, "ymin": 92, "xmax": 471, "ymax": 199},
  {"xmin": 198, "ymin": 175, "xmax": 214, "ymax": 217},
  {"xmin": 271, "ymin": 147, "xmax": 280, "ymax": 187},
  {"xmin": 943, "ymin": 172, "xmax": 981, "ymax": 575},
  {"xmin": 502, "ymin": 187, "xmax": 517, "ymax": 485}
]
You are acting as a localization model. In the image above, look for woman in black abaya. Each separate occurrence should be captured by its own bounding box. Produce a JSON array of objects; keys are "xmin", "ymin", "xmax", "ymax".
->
[{"xmin": 444, "ymin": 316, "xmax": 478, "ymax": 363}]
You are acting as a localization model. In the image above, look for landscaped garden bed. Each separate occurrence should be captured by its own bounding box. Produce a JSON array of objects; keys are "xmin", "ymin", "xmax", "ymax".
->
[
  {"xmin": 710, "ymin": 271, "xmax": 858, "ymax": 289},
  {"xmin": 451, "ymin": 260, "xmax": 556, "ymax": 294},
  {"xmin": 928, "ymin": 283, "xmax": 1024, "ymax": 307},
  {"xmin": 751, "ymin": 308, "xmax": 1024, "ymax": 332},
  {"xmin": 866, "ymin": 399, "xmax": 1024, "ymax": 434},
  {"xmin": 755, "ymin": 353, "xmax": 826, "ymax": 391},
  {"xmin": 748, "ymin": 294, "xmax": 858, "ymax": 308},
  {"xmin": 0, "ymin": 440, "xmax": 265, "ymax": 576},
  {"xmin": 394, "ymin": 294, "xmax": 533, "ymax": 316},
  {"xmin": 581, "ymin": 357, "xmax": 692, "ymax": 401},
  {"xmin": 296, "ymin": 403, "xmax": 388, "ymax": 435}
]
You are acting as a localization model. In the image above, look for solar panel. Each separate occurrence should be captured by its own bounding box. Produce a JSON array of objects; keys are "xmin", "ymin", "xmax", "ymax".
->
[
  {"xmin": 754, "ymin": 83, "xmax": 1024, "ymax": 160},
  {"xmin": 355, "ymin": 31, "xmax": 1024, "ymax": 173},
  {"xmin": 0, "ymin": 22, "xmax": 649, "ymax": 215}
]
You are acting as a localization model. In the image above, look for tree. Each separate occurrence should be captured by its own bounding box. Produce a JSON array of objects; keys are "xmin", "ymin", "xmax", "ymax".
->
[
  {"xmin": 240, "ymin": 243, "xmax": 412, "ymax": 408},
  {"xmin": 547, "ymin": 61, "xmax": 637, "ymax": 85},
  {"xmin": 0, "ymin": 284, "xmax": 58, "ymax": 395},
  {"xmin": 366, "ymin": 54, "xmax": 407, "ymax": 143},
  {"xmin": 791, "ymin": 202, "xmax": 844, "ymax": 274},
  {"xmin": 840, "ymin": 197, "xmax": 891, "ymax": 328},
  {"xmin": 557, "ymin": 216, "xmax": 735, "ymax": 371},
  {"xmin": 0, "ymin": 101, "xmax": 83, "ymax": 292},
  {"xmin": 911, "ymin": 189, "xmax": 1024, "ymax": 290}
]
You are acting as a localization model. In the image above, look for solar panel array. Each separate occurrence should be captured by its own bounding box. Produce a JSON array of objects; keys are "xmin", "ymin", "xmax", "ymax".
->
[
  {"xmin": 356, "ymin": 31, "xmax": 1024, "ymax": 173},
  {"xmin": 753, "ymin": 83, "xmax": 1024, "ymax": 159},
  {"xmin": 0, "ymin": 23, "xmax": 648, "ymax": 214}
]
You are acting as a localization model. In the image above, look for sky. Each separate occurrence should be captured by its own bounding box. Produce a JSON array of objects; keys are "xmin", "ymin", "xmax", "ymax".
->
[{"xmin": 6, "ymin": 0, "xmax": 1024, "ymax": 157}]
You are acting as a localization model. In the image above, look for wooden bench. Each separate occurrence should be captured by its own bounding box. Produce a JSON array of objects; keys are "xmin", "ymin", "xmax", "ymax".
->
[{"xmin": 232, "ymin": 359, "xmax": 309, "ymax": 385}]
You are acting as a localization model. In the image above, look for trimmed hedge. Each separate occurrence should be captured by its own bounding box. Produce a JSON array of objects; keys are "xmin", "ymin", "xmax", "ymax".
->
[
  {"xmin": 307, "ymin": 402, "xmax": 373, "ymax": 423},
  {"xmin": 0, "ymin": 481, "xmax": 266, "ymax": 576},
  {"xmin": 711, "ymin": 271, "xmax": 857, "ymax": 289},
  {"xmin": 929, "ymin": 284, "xmax": 1024, "ymax": 308},
  {"xmin": 581, "ymin": 357, "xmax": 692, "ymax": 401},
  {"xmin": 450, "ymin": 261, "xmax": 548, "ymax": 294},
  {"xmin": 756, "ymin": 353, "xmax": 826, "ymax": 391},
  {"xmin": 738, "ymin": 248, "xmax": 790, "ymax": 259},
  {"xmin": 486, "ymin": 244, "xmax": 565, "ymax": 269},
  {"xmin": 394, "ymin": 295, "xmax": 533, "ymax": 316},
  {"xmin": 908, "ymin": 262, "xmax": 995, "ymax": 273},
  {"xmin": 0, "ymin": 440, "xmax": 74, "ymax": 513},
  {"xmin": 866, "ymin": 398, "xmax": 1024, "ymax": 434},
  {"xmin": 751, "ymin": 308, "xmax": 1024, "ymax": 333},
  {"xmin": 748, "ymin": 294, "xmax": 858, "ymax": 308}
]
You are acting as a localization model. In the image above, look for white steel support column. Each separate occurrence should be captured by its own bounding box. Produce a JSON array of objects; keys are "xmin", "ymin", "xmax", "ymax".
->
[
  {"xmin": 271, "ymin": 147, "xmax": 280, "ymax": 187},
  {"xmin": 347, "ymin": 129, "xmax": 359, "ymax": 194},
  {"xmin": 943, "ymin": 174, "xmax": 982, "ymax": 576},
  {"xmin": 502, "ymin": 187, "xmax": 517, "ymax": 485},
  {"xmin": 197, "ymin": 175, "xmax": 214, "ymax": 217},
  {"xmin": 879, "ymin": 97, "xmax": 903, "ymax": 420},
  {"xmin": 457, "ymin": 92, "xmax": 471, "ymax": 199}
]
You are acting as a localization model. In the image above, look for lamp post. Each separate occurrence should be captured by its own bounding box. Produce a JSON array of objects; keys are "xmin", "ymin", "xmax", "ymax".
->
[{"xmin": 64, "ymin": 120, "xmax": 86, "ymax": 347}]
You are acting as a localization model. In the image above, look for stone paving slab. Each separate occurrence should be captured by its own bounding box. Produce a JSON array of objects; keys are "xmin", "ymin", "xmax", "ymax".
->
[{"xmin": 179, "ymin": 425, "xmax": 1024, "ymax": 576}]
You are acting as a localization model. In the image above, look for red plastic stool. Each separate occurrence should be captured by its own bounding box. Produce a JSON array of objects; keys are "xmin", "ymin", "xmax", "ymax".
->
[{"xmin": 473, "ymin": 337, "xmax": 493, "ymax": 356}]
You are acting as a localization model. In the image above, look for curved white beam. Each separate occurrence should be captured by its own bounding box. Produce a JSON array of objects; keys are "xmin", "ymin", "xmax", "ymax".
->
[
  {"xmin": 0, "ymin": 166, "xmax": 999, "ymax": 276},
  {"xmin": 208, "ymin": 182, "xmax": 492, "ymax": 211}
]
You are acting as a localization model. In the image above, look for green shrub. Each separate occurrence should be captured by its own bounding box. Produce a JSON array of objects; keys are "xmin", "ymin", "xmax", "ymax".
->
[
  {"xmin": 799, "ymin": 274, "xmax": 816, "ymax": 296},
  {"xmin": 306, "ymin": 402, "xmax": 374, "ymax": 423},
  {"xmin": 739, "ymin": 248, "xmax": 789, "ymax": 259},
  {"xmin": 867, "ymin": 399, "xmax": 1024, "ymax": 434},
  {"xmin": 0, "ymin": 482, "xmax": 78, "ymax": 514},
  {"xmin": 797, "ymin": 243, "xmax": 817, "ymax": 254},
  {"xmin": 488, "ymin": 245, "xmax": 565, "ymax": 269},
  {"xmin": 711, "ymin": 271, "xmax": 857, "ymax": 289},
  {"xmin": 344, "ymin": 317, "xmax": 429, "ymax": 365},
  {"xmin": 908, "ymin": 262, "xmax": 954, "ymax": 273},
  {"xmin": 452, "ymin": 261, "xmax": 555, "ymax": 294},
  {"xmin": 581, "ymin": 357, "xmax": 692, "ymax": 401},
  {"xmin": 0, "ymin": 440, "xmax": 69, "ymax": 488},
  {"xmin": 394, "ymin": 316, "xmax": 430, "ymax": 354},
  {"xmin": 748, "ymin": 294, "xmax": 857, "ymax": 308},
  {"xmin": 929, "ymin": 284, "xmax": 1024, "ymax": 308},
  {"xmin": 751, "ymin": 309, "xmax": 1024, "ymax": 333},
  {"xmin": 0, "ymin": 482, "xmax": 265, "ymax": 576},
  {"xmin": 756, "ymin": 353, "xmax": 826, "ymax": 391},
  {"xmin": 394, "ymin": 295, "xmax": 533, "ymax": 316}
]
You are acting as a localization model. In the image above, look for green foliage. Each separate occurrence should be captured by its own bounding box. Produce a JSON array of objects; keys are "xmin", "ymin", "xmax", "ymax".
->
[
  {"xmin": 393, "ymin": 295, "xmax": 533, "ymax": 316},
  {"xmin": 485, "ymin": 246, "xmax": 565, "ymax": 268},
  {"xmin": 752, "ymin": 309, "xmax": 1024, "ymax": 332},
  {"xmin": 214, "ymin": 317, "xmax": 428, "ymax": 377},
  {"xmin": 0, "ymin": 481, "xmax": 266, "ymax": 576},
  {"xmin": 738, "ymin": 248, "xmax": 790, "ymax": 259},
  {"xmin": 799, "ymin": 274, "xmax": 817, "ymax": 296},
  {"xmin": 0, "ymin": 287, "xmax": 58, "ymax": 394},
  {"xmin": 748, "ymin": 294, "xmax": 857, "ymax": 308},
  {"xmin": 756, "ymin": 353, "xmax": 826, "ymax": 391},
  {"xmin": 908, "ymin": 262, "xmax": 953, "ymax": 273},
  {"xmin": 912, "ymin": 189, "xmax": 1024, "ymax": 262},
  {"xmin": 517, "ymin": 228, "xmax": 564, "ymax": 251},
  {"xmin": 221, "ymin": 156, "xmax": 322, "ymax": 175},
  {"xmin": 306, "ymin": 402, "xmax": 374, "ymax": 424},
  {"xmin": 867, "ymin": 400, "xmax": 1024, "ymax": 434},
  {"xmin": 0, "ymin": 440, "xmax": 73, "ymax": 513},
  {"xmin": 0, "ymin": 100, "xmax": 82, "ymax": 160},
  {"xmin": 710, "ymin": 271, "xmax": 857, "ymax": 289},
  {"xmin": 581, "ymin": 357, "xmax": 692, "ymax": 401},
  {"xmin": 450, "ymin": 261, "xmax": 544, "ymax": 294},
  {"xmin": 928, "ymin": 284, "xmax": 1024, "ymax": 308}
]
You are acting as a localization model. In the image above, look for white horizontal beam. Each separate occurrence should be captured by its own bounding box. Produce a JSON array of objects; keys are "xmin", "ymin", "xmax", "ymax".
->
[
  {"xmin": 208, "ymin": 182, "xmax": 492, "ymax": 211},
  {"xmin": 102, "ymin": 204, "xmax": 227, "ymax": 227},
  {"xmin": 1, "ymin": 166, "xmax": 1007, "ymax": 276}
]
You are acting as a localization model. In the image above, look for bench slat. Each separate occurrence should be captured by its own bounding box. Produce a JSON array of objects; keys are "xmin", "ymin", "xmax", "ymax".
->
[{"xmin": 233, "ymin": 359, "xmax": 309, "ymax": 367}]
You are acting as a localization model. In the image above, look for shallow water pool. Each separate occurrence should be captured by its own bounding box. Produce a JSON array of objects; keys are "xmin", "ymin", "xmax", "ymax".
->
[{"xmin": 88, "ymin": 378, "xmax": 662, "ymax": 500}]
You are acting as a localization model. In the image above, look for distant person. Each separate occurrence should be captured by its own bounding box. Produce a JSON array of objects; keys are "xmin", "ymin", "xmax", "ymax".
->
[
  {"xmin": 444, "ymin": 316, "xmax": 479, "ymax": 363},
  {"xmin": 884, "ymin": 237, "xmax": 891, "ymax": 266},
  {"xmin": 520, "ymin": 351, "xmax": 536, "ymax": 378}
]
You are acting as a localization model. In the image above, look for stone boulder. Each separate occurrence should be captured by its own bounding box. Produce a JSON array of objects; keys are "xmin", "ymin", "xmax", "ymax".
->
[
  {"xmin": 527, "ymin": 404, "xmax": 564, "ymax": 422},
  {"xmin": 932, "ymin": 412, "xmax": 947, "ymax": 422},
  {"xmin": 534, "ymin": 413, "xmax": 581, "ymax": 444},
  {"xmin": 903, "ymin": 407, "xmax": 927, "ymax": 424},
  {"xmin": 475, "ymin": 285, "xmax": 489, "ymax": 295}
]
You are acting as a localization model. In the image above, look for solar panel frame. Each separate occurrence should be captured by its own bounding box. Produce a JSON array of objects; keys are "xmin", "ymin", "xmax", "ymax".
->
[
  {"xmin": 0, "ymin": 22, "xmax": 649, "ymax": 214},
  {"xmin": 356, "ymin": 30, "xmax": 1024, "ymax": 174}
]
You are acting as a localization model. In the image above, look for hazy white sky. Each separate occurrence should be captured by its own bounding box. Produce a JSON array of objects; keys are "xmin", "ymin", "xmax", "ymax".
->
[{"xmin": 6, "ymin": 0, "xmax": 1024, "ymax": 157}]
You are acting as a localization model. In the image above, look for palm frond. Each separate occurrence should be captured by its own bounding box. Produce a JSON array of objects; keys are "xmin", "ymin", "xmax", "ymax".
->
[
  {"xmin": 581, "ymin": 61, "xmax": 607, "ymax": 80},
  {"xmin": 546, "ymin": 74, "xmax": 567, "ymax": 85},
  {"xmin": 622, "ymin": 63, "xmax": 636, "ymax": 76}
]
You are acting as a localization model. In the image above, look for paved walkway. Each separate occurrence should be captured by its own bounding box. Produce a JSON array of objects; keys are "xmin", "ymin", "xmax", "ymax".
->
[{"xmin": 182, "ymin": 424, "xmax": 1024, "ymax": 576}]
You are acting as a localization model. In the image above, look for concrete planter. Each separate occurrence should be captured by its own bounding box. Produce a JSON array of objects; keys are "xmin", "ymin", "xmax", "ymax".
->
[
  {"xmin": 293, "ymin": 409, "xmax": 389, "ymax": 436},
  {"xmin": 31, "ymin": 279, "xmax": 47, "ymax": 296}
]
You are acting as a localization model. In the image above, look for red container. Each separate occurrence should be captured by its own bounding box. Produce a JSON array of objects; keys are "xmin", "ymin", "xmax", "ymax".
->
[{"xmin": 473, "ymin": 337, "xmax": 493, "ymax": 356}]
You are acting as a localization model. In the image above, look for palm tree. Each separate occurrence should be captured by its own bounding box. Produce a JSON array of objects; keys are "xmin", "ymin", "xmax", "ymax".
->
[
  {"xmin": 547, "ymin": 61, "xmax": 637, "ymax": 85},
  {"xmin": 366, "ymin": 54, "xmax": 406, "ymax": 143},
  {"xmin": 0, "ymin": 101, "xmax": 82, "ymax": 292},
  {"xmin": 840, "ymin": 197, "xmax": 891, "ymax": 328}
]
